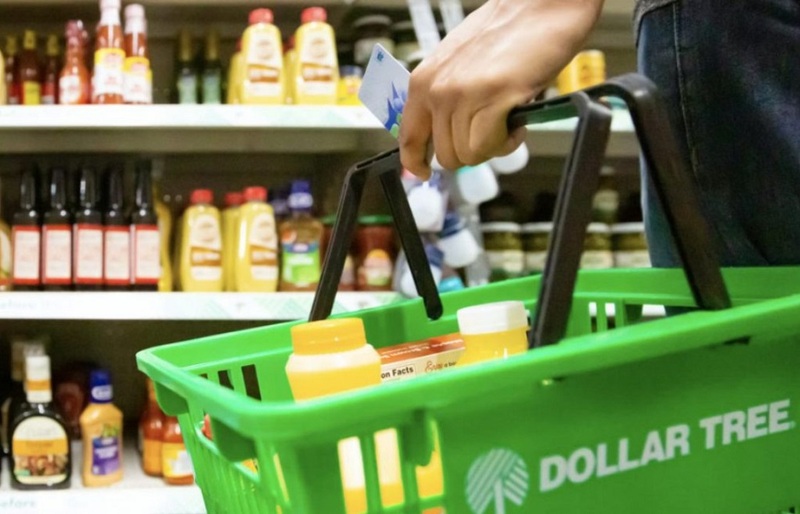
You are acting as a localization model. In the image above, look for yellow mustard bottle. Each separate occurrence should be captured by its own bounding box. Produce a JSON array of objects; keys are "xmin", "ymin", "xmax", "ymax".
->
[
  {"xmin": 0, "ymin": 48, "xmax": 6, "ymax": 105},
  {"xmin": 222, "ymin": 192, "xmax": 243, "ymax": 291},
  {"xmin": 286, "ymin": 318, "xmax": 403, "ymax": 512},
  {"xmin": 80, "ymin": 369, "xmax": 124, "ymax": 487},
  {"xmin": 234, "ymin": 187, "xmax": 278, "ymax": 292},
  {"xmin": 293, "ymin": 7, "xmax": 338, "ymax": 105},
  {"xmin": 179, "ymin": 189, "xmax": 223, "ymax": 292},
  {"xmin": 240, "ymin": 9, "xmax": 285, "ymax": 105},
  {"xmin": 226, "ymin": 39, "xmax": 243, "ymax": 104},
  {"xmin": 153, "ymin": 181, "xmax": 173, "ymax": 292},
  {"xmin": 283, "ymin": 36, "xmax": 296, "ymax": 104}
]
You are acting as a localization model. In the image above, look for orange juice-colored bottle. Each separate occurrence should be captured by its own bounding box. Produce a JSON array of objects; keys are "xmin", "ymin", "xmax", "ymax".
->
[
  {"xmin": 286, "ymin": 318, "xmax": 403, "ymax": 512},
  {"xmin": 139, "ymin": 378, "xmax": 164, "ymax": 477},
  {"xmin": 80, "ymin": 369, "xmax": 123, "ymax": 487},
  {"xmin": 293, "ymin": 7, "xmax": 338, "ymax": 105},
  {"xmin": 162, "ymin": 415, "xmax": 194, "ymax": 485},
  {"xmin": 456, "ymin": 301, "xmax": 529, "ymax": 366}
]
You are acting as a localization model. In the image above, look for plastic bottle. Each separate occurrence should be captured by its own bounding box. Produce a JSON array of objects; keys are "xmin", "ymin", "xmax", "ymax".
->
[
  {"xmin": 16, "ymin": 30, "xmax": 41, "ymax": 105},
  {"xmin": 73, "ymin": 167, "xmax": 104, "ymax": 290},
  {"xmin": 234, "ymin": 186, "xmax": 278, "ymax": 292},
  {"xmin": 240, "ymin": 9, "xmax": 285, "ymax": 105},
  {"xmin": 293, "ymin": 7, "xmax": 339, "ymax": 105},
  {"xmin": 93, "ymin": 0, "xmax": 125, "ymax": 104},
  {"xmin": 130, "ymin": 162, "xmax": 160, "ymax": 291},
  {"xmin": 153, "ymin": 178, "xmax": 173, "ymax": 292},
  {"xmin": 438, "ymin": 211, "xmax": 481, "ymax": 269},
  {"xmin": 201, "ymin": 29, "xmax": 223, "ymax": 104},
  {"xmin": 174, "ymin": 28, "xmax": 198, "ymax": 104},
  {"xmin": 399, "ymin": 244, "xmax": 443, "ymax": 298},
  {"xmin": 139, "ymin": 378, "xmax": 165, "ymax": 477},
  {"xmin": 80, "ymin": 369, "xmax": 123, "ymax": 487},
  {"xmin": 42, "ymin": 168, "xmax": 73, "ymax": 291},
  {"xmin": 5, "ymin": 36, "xmax": 19, "ymax": 104},
  {"xmin": 337, "ymin": 65, "xmax": 363, "ymax": 105},
  {"xmin": 456, "ymin": 301, "xmax": 529, "ymax": 366},
  {"xmin": 0, "ymin": 48, "xmax": 6, "ymax": 105},
  {"xmin": 162, "ymin": 415, "xmax": 194, "ymax": 485},
  {"xmin": 1, "ymin": 340, "xmax": 46, "ymax": 457},
  {"xmin": 179, "ymin": 189, "xmax": 223, "ymax": 292},
  {"xmin": 279, "ymin": 180, "xmax": 322, "ymax": 292},
  {"xmin": 488, "ymin": 142, "xmax": 530, "ymax": 175},
  {"xmin": 103, "ymin": 167, "xmax": 130, "ymax": 290},
  {"xmin": 11, "ymin": 170, "xmax": 40, "ymax": 290},
  {"xmin": 283, "ymin": 36, "xmax": 296, "ymax": 104},
  {"xmin": 59, "ymin": 21, "xmax": 91, "ymax": 105},
  {"xmin": 222, "ymin": 192, "xmax": 243, "ymax": 291},
  {"xmin": 42, "ymin": 34, "xmax": 61, "ymax": 105},
  {"xmin": 455, "ymin": 163, "xmax": 499, "ymax": 205},
  {"xmin": 10, "ymin": 355, "xmax": 71, "ymax": 490},
  {"xmin": 407, "ymin": 172, "xmax": 446, "ymax": 233},
  {"xmin": 285, "ymin": 318, "xmax": 403, "ymax": 512},
  {"xmin": 226, "ymin": 39, "xmax": 243, "ymax": 104},
  {"xmin": 123, "ymin": 4, "xmax": 152, "ymax": 105}
]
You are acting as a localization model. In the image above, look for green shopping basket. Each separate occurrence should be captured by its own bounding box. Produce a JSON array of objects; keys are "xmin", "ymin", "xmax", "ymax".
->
[{"xmin": 137, "ymin": 75, "xmax": 800, "ymax": 514}]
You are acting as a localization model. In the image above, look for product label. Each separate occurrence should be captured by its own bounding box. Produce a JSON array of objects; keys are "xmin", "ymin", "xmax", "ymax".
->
[
  {"xmin": 248, "ymin": 213, "xmax": 278, "ymax": 281},
  {"xmin": 143, "ymin": 437, "xmax": 162, "ymax": 474},
  {"xmin": 104, "ymin": 227, "xmax": 131, "ymax": 285},
  {"xmin": 245, "ymin": 33, "xmax": 283, "ymax": 98},
  {"xmin": 580, "ymin": 250, "xmax": 614, "ymax": 270},
  {"xmin": 190, "ymin": 214, "xmax": 223, "ymax": 281},
  {"xmin": 525, "ymin": 251, "xmax": 548, "ymax": 275},
  {"xmin": 11, "ymin": 417, "xmax": 70, "ymax": 485},
  {"xmin": 486, "ymin": 250, "xmax": 525, "ymax": 281},
  {"xmin": 131, "ymin": 225, "xmax": 160, "ymax": 284},
  {"xmin": 614, "ymin": 250, "xmax": 651, "ymax": 269},
  {"xmin": 202, "ymin": 71, "xmax": 222, "ymax": 104},
  {"xmin": 12, "ymin": 226, "xmax": 41, "ymax": 285},
  {"xmin": 0, "ymin": 229, "xmax": 11, "ymax": 287},
  {"xmin": 59, "ymin": 74, "xmax": 84, "ymax": 105},
  {"xmin": 123, "ymin": 56, "xmax": 153, "ymax": 104},
  {"xmin": 281, "ymin": 234, "xmax": 320, "ymax": 287},
  {"xmin": 22, "ymin": 81, "xmax": 41, "ymax": 105},
  {"xmin": 358, "ymin": 249, "xmax": 393, "ymax": 288},
  {"xmin": 93, "ymin": 48, "xmax": 125, "ymax": 98},
  {"xmin": 74, "ymin": 224, "xmax": 104, "ymax": 284},
  {"xmin": 91, "ymin": 424, "xmax": 121, "ymax": 476},
  {"xmin": 177, "ymin": 74, "xmax": 198, "ymax": 104},
  {"xmin": 378, "ymin": 334, "xmax": 464, "ymax": 383},
  {"xmin": 42, "ymin": 225, "xmax": 72, "ymax": 284},
  {"xmin": 299, "ymin": 29, "xmax": 337, "ymax": 97},
  {"xmin": 162, "ymin": 442, "xmax": 194, "ymax": 478}
]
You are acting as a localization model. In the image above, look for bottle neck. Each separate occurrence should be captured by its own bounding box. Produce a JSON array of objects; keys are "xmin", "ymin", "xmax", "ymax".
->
[
  {"xmin": 108, "ymin": 171, "xmax": 124, "ymax": 211},
  {"xmin": 20, "ymin": 172, "xmax": 37, "ymax": 211},
  {"xmin": 100, "ymin": 8, "xmax": 121, "ymax": 28},
  {"xmin": 80, "ymin": 171, "xmax": 97, "ymax": 209},
  {"xmin": 125, "ymin": 18, "xmax": 147, "ymax": 36},
  {"xmin": 135, "ymin": 169, "xmax": 153, "ymax": 208},
  {"xmin": 50, "ymin": 171, "xmax": 67, "ymax": 210},
  {"xmin": 26, "ymin": 380, "xmax": 52, "ymax": 404}
]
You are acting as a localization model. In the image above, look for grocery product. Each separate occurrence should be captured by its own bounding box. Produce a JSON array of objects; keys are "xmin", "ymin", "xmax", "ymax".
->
[
  {"xmin": 286, "ymin": 318, "xmax": 402, "ymax": 511},
  {"xmin": 556, "ymin": 49, "xmax": 606, "ymax": 95},
  {"xmin": 123, "ymin": 4, "xmax": 152, "ymax": 104},
  {"xmin": 240, "ymin": 9, "xmax": 285, "ymax": 105},
  {"xmin": 456, "ymin": 300, "xmax": 529, "ymax": 366},
  {"xmin": 222, "ymin": 192, "xmax": 243, "ymax": 291},
  {"xmin": 130, "ymin": 162, "xmax": 161, "ymax": 291},
  {"xmin": 352, "ymin": 15, "xmax": 394, "ymax": 67},
  {"xmin": 320, "ymin": 215, "xmax": 355, "ymax": 291},
  {"xmin": 12, "ymin": 169, "xmax": 40, "ymax": 290},
  {"xmin": 201, "ymin": 29, "xmax": 223, "ymax": 104},
  {"xmin": 234, "ymin": 186, "xmax": 278, "ymax": 292},
  {"xmin": 73, "ymin": 167, "xmax": 104, "ymax": 290},
  {"xmin": 283, "ymin": 36, "xmax": 296, "ymax": 104},
  {"xmin": 1, "ymin": 339, "xmax": 47, "ymax": 456},
  {"xmin": 42, "ymin": 34, "xmax": 61, "ymax": 105},
  {"xmin": 179, "ymin": 189, "xmax": 223, "ymax": 292},
  {"xmin": 139, "ymin": 378, "xmax": 165, "ymax": 477},
  {"xmin": 279, "ymin": 180, "xmax": 322, "ymax": 292},
  {"xmin": 226, "ymin": 39, "xmax": 243, "ymax": 104},
  {"xmin": 593, "ymin": 166, "xmax": 619, "ymax": 224},
  {"xmin": 103, "ymin": 167, "xmax": 130, "ymax": 290},
  {"xmin": 9, "ymin": 355, "xmax": 72, "ymax": 490},
  {"xmin": 0, "ymin": 48, "xmax": 6, "ymax": 105},
  {"xmin": 59, "ymin": 21, "xmax": 91, "ymax": 105},
  {"xmin": 42, "ymin": 168, "xmax": 73, "ymax": 291},
  {"xmin": 93, "ymin": 0, "xmax": 125, "ymax": 104},
  {"xmin": 162, "ymin": 415, "xmax": 194, "ymax": 485},
  {"xmin": 337, "ymin": 65, "xmax": 363, "ymax": 105},
  {"xmin": 16, "ymin": 30, "xmax": 41, "ymax": 105},
  {"xmin": 455, "ymin": 163, "xmax": 499, "ymax": 205},
  {"xmin": 522, "ymin": 222, "xmax": 552, "ymax": 275},
  {"xmin": 481, "ymin": 222, "xmax": 524, "ymax": 282},
  {"xmin": 0, "ymin": 182, "xmax": 12, "ymax": 290},
  {"xmin": 80, "ymin": 369, "xmax": 123, "ymax": 487},
  {"xmin": 293, "ymin": 7, "xmax": 338, "ymax": 105},
  {"xmin": 54, "ymin": 362, "xmax": 92, "ymax": 440},
  {"xmin": 174, "ymin": 28, "xmax": 198, "ymax": 104},
  {"xmin": 5, "ymin": 36, "xmax": 19, "ymax": 104},
  {"xmin": 399, "ymin": 243, "xmax": 443, "ymax": 298},
  {"xmin": 488, "ymin": 142, "xmax": 530, "ymax": 175},
  {"xmin": 355, "ymin": 215, "xmax": 394, "ymax": 291},
  {"xmin": 581, "ymin": 223, "xmax": 614, "ymax": 270},
  {"xmin": 407, "ymin": 173, "xmax": 446, "ymax": 233},
  {"xmin": 438, "ymin": 211, "xmax": 481, "ymax": 269},
  {"xmin": 153, "ymin": 178, "xmax": 173, "ymax": 292},
  {"xmin": 377, "ymin": 333, "xmax": 464, "ymax": 383},
  {"xmin": 612, "ymin": 223, "xmax": 651, "ymax": 268}
]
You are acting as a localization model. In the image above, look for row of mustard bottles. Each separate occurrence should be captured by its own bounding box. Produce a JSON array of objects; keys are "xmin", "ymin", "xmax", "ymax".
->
[{"xmin": 284, "ymin": 301, "xmax": 529, "ymax": 512}]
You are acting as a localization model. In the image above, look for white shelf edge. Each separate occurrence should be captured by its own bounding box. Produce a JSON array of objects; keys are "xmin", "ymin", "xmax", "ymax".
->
[{"xmin": 0, "ymin": 292, "xmax": 402, "ymax": 320}]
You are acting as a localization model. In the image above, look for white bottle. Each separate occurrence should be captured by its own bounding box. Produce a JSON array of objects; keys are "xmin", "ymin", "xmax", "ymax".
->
[
  {"xmin": 456, "ymin": 163, "xmax": 499, "ymax": 205},
  {"xmin": 437, "ymin": 211, "xmax": 481, "ymax": 269},
  {"xmin": 489, "ymin": 142, "xmax": 530, "ymax": 175}
]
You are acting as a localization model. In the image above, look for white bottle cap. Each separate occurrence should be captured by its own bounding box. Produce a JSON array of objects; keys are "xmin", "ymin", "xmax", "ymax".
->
[
  {"xmin": 456, "ymin": 163, "xmax": 499, "ymax": 205},
  {"xmin": 439, "ymin": 229, "xmax": 481, "ymax": 268},
  {"xmin": 100, "ymin": 0, "xmax": 121, "ymax": 10},
  {"xmin": 25, "ymin": 355, "xmax": 52, "ymax": 403},
  {"xmin": 124, "ymin": 4, "xmax": 145, "ymax": 19},
  {"xmin": 457, "ymin": 301, "xmax": 529, "ymax": 336},
  {"xmin": 407, "ymin": 183, "xmax": 445, "ymax": 233},
  {"xmin": 489, "ymin": 142, "xmax": 530, "ymax": 175}
]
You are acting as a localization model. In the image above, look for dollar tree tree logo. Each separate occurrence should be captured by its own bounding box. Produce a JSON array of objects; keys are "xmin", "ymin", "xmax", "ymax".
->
[{"xmin": 466, "ymin": 448, "xmax": 529, "ymax": 514}]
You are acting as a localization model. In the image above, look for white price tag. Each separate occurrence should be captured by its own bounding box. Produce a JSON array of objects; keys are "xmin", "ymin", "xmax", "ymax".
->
[{"xmin": 407, "ymin": 0, "xmax": 441, "ymax": 56}]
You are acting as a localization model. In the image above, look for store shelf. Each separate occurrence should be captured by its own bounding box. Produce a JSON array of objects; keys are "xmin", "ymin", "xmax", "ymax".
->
[
  {"xmin": 0, "ymin": 441, "xmax": 205, "ymax": 514},
  {"xmin": 0, "ymin": 105, "xmax": 638, "ymax": 156},
  {"xmin": 0, "ymin": 291, "xmax": 402, "ymax": 320}
]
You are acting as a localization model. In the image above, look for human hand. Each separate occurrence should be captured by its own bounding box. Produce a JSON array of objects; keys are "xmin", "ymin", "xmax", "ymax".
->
[{"xmin": 400, "ymin": 0, "xmax": 604, "ymax": 179}]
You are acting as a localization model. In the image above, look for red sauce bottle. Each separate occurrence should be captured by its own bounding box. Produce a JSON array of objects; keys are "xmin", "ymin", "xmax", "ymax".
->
[
  {"xmin": 41, "ymin": 34, "xmax": 61, "ymax": 105},
  {"xmin": 92, "ymin": 0, "xmax": 125, "ymax": 104},
  {"xmin": 42, "ymin": 168, "xmax": 73, "ymax": 291},
  {"xmin": 59, "ymin": 21, "xmax": 91, "ymax": 105},
  {"xmin": 15, "ymin": 30, "xmax": 41, "ymax": 105},
  {"xmin": 123, "ymin": 4, "xmax": 152, "ymax": 104},
  {"xmin": 4, "ymin": 36, "xmax": 20, "ymax": 105}
]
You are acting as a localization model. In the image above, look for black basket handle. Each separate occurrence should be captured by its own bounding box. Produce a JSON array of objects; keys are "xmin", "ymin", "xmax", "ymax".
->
[{"xmin": 309, "ymin": 150, "xmax": 443, "ymax": 322}]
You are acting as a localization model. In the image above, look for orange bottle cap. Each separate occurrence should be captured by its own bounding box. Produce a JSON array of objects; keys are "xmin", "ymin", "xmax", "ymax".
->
[
  {"xmin": 301, "ymin": 7, "xmax": 327, "ymax": 24},
  {"xmin": 249, "ymin": 8, "xmax": 274, "ymax": 25}
]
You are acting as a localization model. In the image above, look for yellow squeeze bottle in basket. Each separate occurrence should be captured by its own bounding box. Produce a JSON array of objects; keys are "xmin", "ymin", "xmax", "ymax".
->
[
  {"xmin": 456, "ymin": 301, "xmax": 529, "ymax": 366},
  {"xmin": 286, "ymin": 318, "xmax": 403, "ymax": 512}
]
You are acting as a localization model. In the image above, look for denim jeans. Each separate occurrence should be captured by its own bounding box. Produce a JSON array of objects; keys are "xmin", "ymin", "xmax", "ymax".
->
[{"xmin": 637, "ymin": 0, "xmax": 800, "ymax": 268}]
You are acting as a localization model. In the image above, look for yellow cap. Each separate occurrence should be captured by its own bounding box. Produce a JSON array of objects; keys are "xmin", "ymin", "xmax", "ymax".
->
[{"xmin": 290, "ymin": 318, "xmax": 367, "ymax": 355}]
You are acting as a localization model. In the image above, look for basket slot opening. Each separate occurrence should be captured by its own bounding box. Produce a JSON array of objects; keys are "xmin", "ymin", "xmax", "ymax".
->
[
  {"xmin": 218, "ymin": 369, "xmax": 234, "ymax": 389},
  {"xmin": 242, "ymin": 364, "xmax": 262, "ymax": 401}
]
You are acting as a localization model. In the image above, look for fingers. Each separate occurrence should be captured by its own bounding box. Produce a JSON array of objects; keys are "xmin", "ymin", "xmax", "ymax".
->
[{"xmin": 399, "ymin": 74, "xmax": 433, "ymax": 180}]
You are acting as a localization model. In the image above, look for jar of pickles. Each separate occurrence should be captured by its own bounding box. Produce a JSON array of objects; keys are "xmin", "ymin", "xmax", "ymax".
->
[
  {"xmin": 481, "ymin": 222, "xmax": 524, "ymax": 282},
  {"xmin": 522, "ymin": 222, "xmax": 552, "ymax": 275},
  {"xmin": 580, "ymin": 223, "xmax": 614, "ymax": 270},
  {"xmin": 612, "ymin": 223, "xmax": 651, "ymax": 268}
]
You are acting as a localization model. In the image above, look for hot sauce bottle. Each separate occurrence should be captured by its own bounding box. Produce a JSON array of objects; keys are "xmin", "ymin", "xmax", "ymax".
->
[
  {"xmin": 73, "ymin": 167, "xmax": 103, "ymax": 290},
  {"xmin": 42, "ymin": 168, "xmax": 73, "ymax": 291},
  {"xmin": 123, "ymin": 4, "xmax": 152, "ymax": 104},
  {"xmin": 41, "ymin": 34, "xmax": 61, "ymax": 105},
  {"xmin": 11, "ymin": 170, "xmax": 41, "ymax": 291},
  {"xmin": 59, "ymin": 21, "xmax": 91, "ymax": 105},
  {"xmin": 16, "ymin": 30, "xmax": 41, "ymax": 105},
  {"xmin": 93, "ymin": 0, "xmax": 125, "ymax": 104}
]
